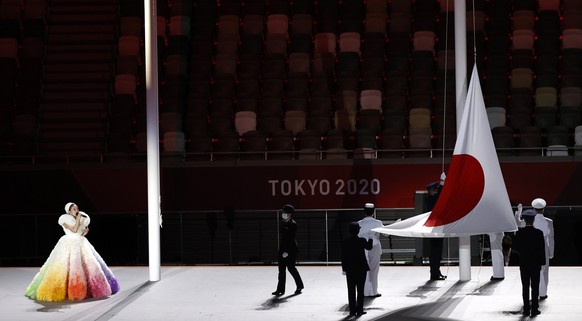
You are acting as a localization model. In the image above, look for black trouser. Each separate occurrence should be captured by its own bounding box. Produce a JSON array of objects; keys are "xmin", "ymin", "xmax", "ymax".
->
[
  {"xmin": 520, "ymin": 265, "xmax": 542, "ymax": 311},
  {"xmin": 429, "ymin": 238, "xmax": 444, "ymax": 277},
  {"xmin": 346, "ymin": 270, "xmax": 367, "ymax": 315},
  {"xmin": 275, "ymin": 253, "xmax": 303, "ymax": 293}
]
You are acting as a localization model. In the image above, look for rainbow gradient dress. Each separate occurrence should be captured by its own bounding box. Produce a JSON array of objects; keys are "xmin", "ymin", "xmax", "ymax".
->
[{"xmin": 25, "ymin": 212, "xmax": 120, "ymax": 301}]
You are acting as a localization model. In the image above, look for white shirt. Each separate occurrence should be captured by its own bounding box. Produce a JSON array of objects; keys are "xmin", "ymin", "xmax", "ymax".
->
[{"xmin": 358, "ymin": 216, "xmax": 384, "ymax": 246}]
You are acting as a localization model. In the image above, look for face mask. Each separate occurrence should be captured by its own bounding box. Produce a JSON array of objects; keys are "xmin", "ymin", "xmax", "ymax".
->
[{"xmin": 281, "ymin": 213, "xmax": 290, "ymax": 221}]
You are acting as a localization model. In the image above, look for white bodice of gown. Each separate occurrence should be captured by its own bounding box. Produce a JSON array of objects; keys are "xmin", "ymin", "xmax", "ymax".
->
[{"xmin": 58, "ymin": 212, "xmax": 90, "ymax": 236}]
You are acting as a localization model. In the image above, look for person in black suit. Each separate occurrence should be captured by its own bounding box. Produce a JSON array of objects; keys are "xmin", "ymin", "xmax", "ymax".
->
[
  {"xmin": 342, "ymin": 222, "xmax": 373, "ymax": 317},
  {"xmin": 513, "ymin": 209, "xmax": 546, "ymax": 317},
  {"xmin": 272, "ymin": 204, "xmax": 304, "ymax": 296},
  {"xmin": 426, "ymin": 172, "xmax": 447, "ymax": 280}
]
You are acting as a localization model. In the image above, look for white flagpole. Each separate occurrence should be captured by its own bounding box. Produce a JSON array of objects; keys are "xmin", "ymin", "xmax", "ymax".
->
[
  {"xmin": 454, "ymin": 0, "xmax": 471, "ymax": 281},
  {"xmin": 144, "ymin": 0, "xmax": 161, "ymax": 282}
]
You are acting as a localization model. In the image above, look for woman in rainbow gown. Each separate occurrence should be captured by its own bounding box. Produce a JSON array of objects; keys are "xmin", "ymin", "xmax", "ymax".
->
[{"xmin": 25, "ymin": 202, "xmax": 120, "ymax": 301}]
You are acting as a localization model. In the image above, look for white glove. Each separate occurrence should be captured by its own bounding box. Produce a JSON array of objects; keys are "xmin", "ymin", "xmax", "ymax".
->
[
  {"xmin": 342, "ymin": 271, "xmax": 346, "ymax": 275},
  {"xmin": 282, "ymin": 252, "xmax": 288, "ymax": 258},
  {"xmin": 440, "ymin": 172, "xmax": 446, "ymax": 185},
  {"xmin": 515, "ymin": 203, "xmax": 522, "ymax": 216}
]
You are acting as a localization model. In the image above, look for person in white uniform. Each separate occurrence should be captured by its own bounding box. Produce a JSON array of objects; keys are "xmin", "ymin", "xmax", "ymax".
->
[
  {"xmin": 514, "ymin": 199, "xmax": 554, "ymax": 300},
  {"xmin": 489, "ymin": 231, "xmax": 506, "ymax": 280},
  {"xmin": 531, "ymin": 198, "xmax": 554, "ymax": 300},
  {"xmin": 358, "ymin": 203, "xmax": 384, "ymax": 297}
]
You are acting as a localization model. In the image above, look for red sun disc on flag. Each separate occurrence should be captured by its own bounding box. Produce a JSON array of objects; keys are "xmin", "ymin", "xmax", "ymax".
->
[{"xmin": 424, "ymin": 154, "xmax": 485, "ymax": 227}]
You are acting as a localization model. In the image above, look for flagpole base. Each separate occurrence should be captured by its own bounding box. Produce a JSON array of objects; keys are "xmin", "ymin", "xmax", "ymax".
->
[{"xmin": 459, "ymin": 236, "xmax": 471, "ymax": 281}]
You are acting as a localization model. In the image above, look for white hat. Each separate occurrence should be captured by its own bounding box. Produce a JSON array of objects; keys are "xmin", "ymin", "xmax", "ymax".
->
[
  {"xmin": 364, "ymin": 203, "xmax": 375, "ymax": 209},
  {"xmin": 64, "ymin": 202, "xmax": 75, "ymax": 212},
  {"xmin": 531, "ymin": 198, "xmax": 546, "ymax": 209}
]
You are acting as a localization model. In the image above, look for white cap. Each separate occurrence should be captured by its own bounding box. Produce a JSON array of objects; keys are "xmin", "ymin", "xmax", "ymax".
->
[
  {"xmin": 531, "ymin": 198, "xmax": 546, "ymax": 209},
  {"xmin": 64, "ymin": 202, "xmax": 75, "ymax": 212},
  {"xmin": 364, "ymin": 203, "xmax": 374, "ymax": 209}
]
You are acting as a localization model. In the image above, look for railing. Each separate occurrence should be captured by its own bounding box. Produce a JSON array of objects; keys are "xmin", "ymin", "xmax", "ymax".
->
[
  {"xmin": 2, "ymin": 206, "xmax": 581, "ymax": 267},
  {"xmin": 0, "ymin": 146, "xmax": 579, "ymax": 166}
]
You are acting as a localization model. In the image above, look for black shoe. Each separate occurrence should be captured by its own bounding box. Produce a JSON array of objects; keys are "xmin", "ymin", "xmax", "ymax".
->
[
  {"xmin": 539, "ymin": 295, "xmax": 548, "ymax": 300},
  {"xmin": 522, "ymin": 309, "xmax": 530, "ymax": 316},
  {"xmin": 490, "ymin": 276, "xmax": 505, "ymax": 281},
  {"xmin": 356, "ymin": 311, "xmax": 367, "ymax": 316},
  {"xmin": 294, "ymin": 287, "xmax": 303, "ymax": 294},
  {"xmin": 272, "ymin": 291, "xmax": 284, "ymax": 296},
  {"xmin": 530, "ymin": 309, "xmax": 541, "ymax": 317},
  {"xmin": 430, "ymin": 275, "xmax": 446, "ymax": 281}
]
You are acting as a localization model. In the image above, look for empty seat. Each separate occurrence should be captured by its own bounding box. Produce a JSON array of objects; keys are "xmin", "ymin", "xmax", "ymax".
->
[
  {"xmin": 383, "ymin": 107, "xmax": 406, "ymax": 130},
  {"xmin": 357, "ymin": 109, "xmax": 382, "ymax": 133},
  {"xmin": 547, "ymin": 125, "xmax": 570, "ymax": 146},
  {"xmin": 364, "ymin": 12, "xmax": 386, "ymax": 33},
  {"xmin": 559, "ymin": 105, "xmax": 582, "ymax": 129},
  {"xmin": 290, "ymin": 33, "xmax": 312, "ymax": 53},
  {"xmin": 563, "ymin": 10, "xmax": 582, "ymax": 29},
  {"xmin": 314, "ymin": 33, "xmax": 337, "ymax": 54},
  {"xmin": 312, "ymin": 52, "xmax": 336, "ymax": 74},
  {"xmin": 288, "ymin": 52, "xmax": 311, "ymax": 74},
  {"xmin": 512, "ymin": 10, "xmax": 535, "ymax": 30},
  {"xmin": 169, "ymin": 16, "xmax": 191, "ymax": 37},
  {"xmin": 267, "ymin": 14, "xmax": 289, "ymax": 35},
  {"xmin": 240, "ymin": 130, "xmax": 266, "ymax": 160},
  {"xmin": 377, "ymin": 128, "xmax": 404, "ymax": 158},
  {"xmin": 534, "ymin": 106, "xmax": 557, "ymax": 129},
  {"xmin": 284, "ymin": 110, "xmax": 307, "ymax": 135},
  {"xmin": 120, "ymin": 16, "xmax": 143, "ymax": 37},
  {"xmin": 234, "ymin": 111, "xmax": 257, "ymax": 136},
  {"xmin": 268, "ymin": 129, "xmax": 295, "ymax": 160},
  {"xmin": 546, "ymin": 145, "xmax": 569, "ymax": 156},
  {"xmin": 408, "ymin": 127, "xmax": 433, "ymax": 157},
  {"xmin": 409, "ymin": 108, "xmax": 432, "ymax": 129},
  {"xmin": 114, "ymin": 75, "xmax": 137, "ymax": 100},
  {"xmin": 510, "ymin": 68, "xmax": 533, "ymax": 89},
  {"xmin": 209, "ymin": 111, "xmax": 234, "ymax": 136},
  {"xmin": 518, "ymin": 126, "xmax": 542, "ymax": 156},
  {"xmin": 560, "ymin": 87, "xmax": 582, "ymax": 107},
  {"xmin": 163, "ymin": 131, "xmax": 186, "ymax": 153},
  {"xmin": 265, "ymin": 33, "xmax": 288, "ymax": 54},
  {"xmin": 325, "ymin": 128, "xmax": 348, "ymax": 159},
  {"xmin": 546, "ymin": 126, "xmax": 570, "ymax": 156},
  {"xmin": 213, "ymin": 132, "xmax": 240, "ymax": 160},
  {"xmin": 339, "ymin": 32, "xmax": 361, "ymax": 53},
  {"xmin": 291, "ymin": 13, "xmax": 313, "ymax": 35},
  {"xmin": 359, "ymin": 89, "xmax": 382, "ymax": 111},
  {"xmin": 242, "ymin": 15, "xmax": 264, "ymax": 36},
  {"xmin": 186, "ymin": 131, "xmax": 212, "ymax": 160},
  {"xmin": 334, "ymin": 108, "xmax": 356, "ymax": 131},
  {"xmin": 486, "ymin": 107, "xmax": 507, "ymax": 129},
  {"xmin": 160, "ymin": 112, "xmax": 183, "ymax": 133},
  {"xmin": 118, "ymin": 36, "xmax": 141, "ymax": 58},
  {"xmin": 217, "ymin": 15, "xmax": 240, "ymax": 38},
  {"xmin": 492, "ymin": 126, "xmax": 515, "ymax": 156},
  {"xmin": 354, "ymin": 129, "xmax": 377, "ymax": 159},
  {"xmin": 413, "ymin": 31, "xmax": 435, "ymax": 52},
  {"xmin": 297, "ymin": 129, "xmax": 322, "ymax": 159},
  {"xmin": 512, "ymin": 29, "xmax": 534, "ymax": 50},
  {"xmin": 257, "ymin": 110, "xmax": 282, "ymax": 134},
  {"xmin": 335, "ymin": 89, "xmax": 357, "ymax": 111},
  {"xmin": 0, "ymin": 37, "xmax": 18, "ymax": 65},
  {"xmin": 535, "ymin": 87, "xmax": 558, "ymax": 107}
]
